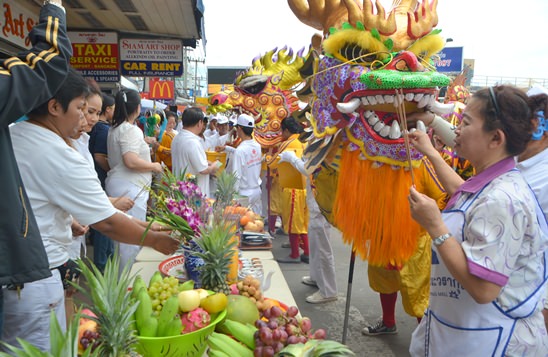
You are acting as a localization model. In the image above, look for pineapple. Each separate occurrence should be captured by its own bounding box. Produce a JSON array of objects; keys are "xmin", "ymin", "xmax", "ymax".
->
[
  {"xmin": 192, "ymin": 221, "xmax": 237, "ymax": 295},
  {"xmin": 71, "ymin": 253, "xmax": 140, "ymax": 357},
  {"xmin": 213, "ymin": 171, "xmax": 238, "ymax": 212},
  {"xmin": 0, "ymin": 253, "xmax": 137, "ymax": 357}
]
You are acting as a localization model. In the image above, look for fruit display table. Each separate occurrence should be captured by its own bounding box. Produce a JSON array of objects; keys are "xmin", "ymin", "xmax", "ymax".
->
[{"xmin": 130, "ymin": 247, "xmax": 297, "ymax": 309}]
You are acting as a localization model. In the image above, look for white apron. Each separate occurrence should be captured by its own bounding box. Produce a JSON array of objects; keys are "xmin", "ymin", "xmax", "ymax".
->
[{"xmin": 410, "ymin": 180, "xmax": 548, "ymax": 356}]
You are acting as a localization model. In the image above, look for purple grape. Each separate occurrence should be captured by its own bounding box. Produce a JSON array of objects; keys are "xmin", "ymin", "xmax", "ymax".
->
[
  {"xmin": 279, "ymin": 329, "xmax": 288, "ymax": 342},
  {"xmin": 274, "ymin": 341, "xmax": 284, "ymax": 353},
  {"xmin": 286, "ymin": 306, "xmax": 299, "ymax": 317},
  {"xmin": 80, "ymin": 338, "xmax": 89, "ymax": 349},
  {"xmin": 259, "ymin": 327, "xmax": 273, "ymax": 345},
  {"xmin": 287, "ymin": 335, "xmax": 299, "ymax": 344},
  {"xmin": 271, "ymin": 328, "xmax": 281, "ymax": 341},
  {"xmin": 313, "ymin": 328, "xmax": 327, "ymax": 339},
  {"xmin": 270, "ymin": 306, "xmax": 283, "ymax": 318},
  {"xmin": 253, "ymin": 346, "xmax": 263, "ymax": 357},
  {"xmin": 263, "ymin": 346, "xmax": 275, "ymax": 357},
  {"xmin": 267, "ymin": 320, "xmax": 278, "ymax": 330},
  {"xmin": 300, "ymin": 317, "xmax": 312, "ymax": 333},
  {"xmin": 298, "ymin": 335, "xmax": 307, "ymax": 343}
]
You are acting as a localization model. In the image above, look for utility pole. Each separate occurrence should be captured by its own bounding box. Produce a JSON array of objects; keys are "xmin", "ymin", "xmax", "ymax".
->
[{"xmin": 186, "ymin": 56, "xmax": 205, "ymax": 103}]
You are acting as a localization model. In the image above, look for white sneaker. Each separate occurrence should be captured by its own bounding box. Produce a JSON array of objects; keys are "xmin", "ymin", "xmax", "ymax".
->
[
  {"xmin": 306, "ymin": 291, "xmax": 337, "ymax": 304},
  {"xmin": 301, "ymin": 276, "xmax": 318, "ymax": 287}
]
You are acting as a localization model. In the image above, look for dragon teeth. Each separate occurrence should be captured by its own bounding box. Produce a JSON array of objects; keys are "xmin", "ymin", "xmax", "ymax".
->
[
  {"xmin": 373, "ymin": 121, "xmax": 385, "ymax": 132},
  {"xmin": 367, "ymin": 113, "xmax": 379, "ymax": 125},
  {"xmin": 417, "ymin": 120, "xmax": 427, "ymax": 133},
  {"xmin": 379, "ymin": 124, "xmax": 391, "ymax": 137},
  {"xmin": 389, "ymin": 121, "xmax": 401, "ymax": 139},
  {"xmin": 364, "ymin": 110, "xmax": 374, "ymax": 119},
  {"xmin": 417, "ymin": 94, "xmax": 431, "ymax": 108},
  {"xmin": 336, "ymin": 98, "xmax": 361, "ymax": 113}
]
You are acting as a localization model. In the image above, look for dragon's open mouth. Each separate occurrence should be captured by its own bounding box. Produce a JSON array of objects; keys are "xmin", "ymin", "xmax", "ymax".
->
[{"xmin": 336, "ymin": 89, "xmax": 436, "ymax": 143}]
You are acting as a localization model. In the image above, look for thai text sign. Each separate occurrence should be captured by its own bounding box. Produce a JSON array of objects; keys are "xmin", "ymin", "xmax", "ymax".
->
[
  {"xmin": 149, "ymin": 79, "xmax": 174, "ymax": 100},
  {"xmin": 0, "ymin": 0, "xmax": 37, "ymax": 50},
  {"xmin": 68, "ymin": 31, "xmax": 120, "ymax": 83},
  {"xmin": 120, "ymin": 38, "xmax": 183, "ymax": 77},
  {"xmin": 435, "ymin": 47, "xmax": 463, "ymax": 73}
]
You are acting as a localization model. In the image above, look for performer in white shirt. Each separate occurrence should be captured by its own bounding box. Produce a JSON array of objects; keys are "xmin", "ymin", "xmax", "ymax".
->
[
  {"xmin": 171, "ymin": 107, "xmax": 219, "ymax": 197},
  {"xmin": 226, "ymin": 114, "xmax": 263, "ymax": 214}
]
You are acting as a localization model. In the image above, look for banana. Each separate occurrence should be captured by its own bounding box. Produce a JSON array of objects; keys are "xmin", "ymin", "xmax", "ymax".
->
[
  {"xmin": 212, "ymin": 331, "xmax": 254, "ymax": 357},
  {"xmin": 131, "ymin": 275, "xmax": 146, "ymax": 299},
  {"xmin": 162, "ymin": 317, "xmax": 183, "ymax": 337},
  {"xmin": 135, "ymin": 288, "xmax": 153, "ymax": 332},
  {"xmin": 138, "ymin": 316, "xmax": 158, "ymax": 337},
  {"xmin": 207, "ymin": 332, "xmax": 240, "ymax": 356},
  {"xmin": 208, "ymin": 349, "xmax": 230, "ymax": 357},
  {"xmin": 157, "ymin": 296, "xmax": 180, "ymax": 336},
  {"xmin": 222, "ymin": 319, "xmax": 256, "ymax": 350},
  {"xmin": 312, "ymin": 340, "xmax": 355, "ymax": 356},
  {"xmin": 148, "ymin": 271, "xmax": 163, "ymax": 287},
  {"xmin": 178, "ymin": 279, "xmax": 195, "ymax": 292}
]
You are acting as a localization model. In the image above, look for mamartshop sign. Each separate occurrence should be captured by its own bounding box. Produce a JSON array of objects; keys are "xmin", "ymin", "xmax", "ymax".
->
[
  {"xmin": 120, "ymin": 38, "xmax": 183, "ymax": 77},
  {"xmin": 68, "ymin": 31, "xmax": 120, "ymax": 83},
  {"xmin": 0, "ymin": 0, "xmax": 37, "ymax": 50}
]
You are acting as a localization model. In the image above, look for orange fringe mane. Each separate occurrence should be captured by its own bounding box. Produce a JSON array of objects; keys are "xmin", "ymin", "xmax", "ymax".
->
[{"xmin": 333, "ymin": 150, "xmax": 424, "ymax": 267}]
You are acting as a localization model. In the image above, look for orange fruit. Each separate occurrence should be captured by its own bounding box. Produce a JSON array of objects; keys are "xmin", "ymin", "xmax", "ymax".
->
[{"xmin": 240, "ymin": 215, "xmax": 250, "ymax": 226}]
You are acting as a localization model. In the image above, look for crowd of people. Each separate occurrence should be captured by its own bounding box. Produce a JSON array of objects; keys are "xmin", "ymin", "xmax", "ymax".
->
[{"xmin": 1, "ymin": 0, "xmax": 547, "ymax": 354}]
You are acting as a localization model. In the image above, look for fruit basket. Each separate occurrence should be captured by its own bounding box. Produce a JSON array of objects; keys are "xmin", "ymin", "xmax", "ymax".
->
[
  {"xmin": 158, "ymin": 255, "xmax": 187, "ymax": 282},
  {"xmin": 135, "ymin": 309, "xmax": 227, "ymax": 357}
]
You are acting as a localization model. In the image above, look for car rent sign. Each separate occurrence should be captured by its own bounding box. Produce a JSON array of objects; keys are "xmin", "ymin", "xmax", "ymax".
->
[{"xmin": 120, "ymin": 38, "xmax": 183, "ymax": 77}]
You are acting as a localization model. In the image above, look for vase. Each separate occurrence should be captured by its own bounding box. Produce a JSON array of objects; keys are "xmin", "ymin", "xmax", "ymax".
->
[{"xmin": 182, "ymin": 241, "xmax": 204, "ymax": 288}]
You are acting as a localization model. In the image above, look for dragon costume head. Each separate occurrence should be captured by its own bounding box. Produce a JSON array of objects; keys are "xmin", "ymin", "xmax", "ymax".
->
[
  {"xmin": 207, "ymin": 47, "xmax": 311, "ymax": 149},
  {"xmin": 290, "ymin": 0, "xmax": 451, "ymax": 169},
  {"xmin": 289, "ymin": 0, "xmax": 452, "ymax": 266}
]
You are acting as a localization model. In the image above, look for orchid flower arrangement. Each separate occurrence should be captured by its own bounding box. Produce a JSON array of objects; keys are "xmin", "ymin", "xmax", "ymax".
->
[{"xmin": 148, "ymin": 169, "xmax": 212, "ymax": 243}]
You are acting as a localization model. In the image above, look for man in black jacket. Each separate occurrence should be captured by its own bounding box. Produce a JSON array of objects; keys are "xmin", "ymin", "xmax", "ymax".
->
[{"xmin": 0, "ymin": 0, "xmax": 71, "ymax": 336}]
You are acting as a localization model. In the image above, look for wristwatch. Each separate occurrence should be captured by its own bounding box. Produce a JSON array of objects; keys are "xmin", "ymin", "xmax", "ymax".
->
[{"xmin": 433, "ymin": 232, "xmax": 452, "ymax": 247}]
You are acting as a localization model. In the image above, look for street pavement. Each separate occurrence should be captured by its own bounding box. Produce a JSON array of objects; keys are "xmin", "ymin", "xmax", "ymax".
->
[{"xmin": 271, "ymin": 228, "xmax": 416, "ymax": 357}]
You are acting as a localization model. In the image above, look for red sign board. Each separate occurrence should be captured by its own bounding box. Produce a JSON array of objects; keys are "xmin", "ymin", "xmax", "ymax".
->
[
  {"xmin": 68, "ymin": 32, "xmax": 119, "ymax": 83},
  {"xmin": 149, "ymin": 79, "xmax": 175, "ymax": 100}
]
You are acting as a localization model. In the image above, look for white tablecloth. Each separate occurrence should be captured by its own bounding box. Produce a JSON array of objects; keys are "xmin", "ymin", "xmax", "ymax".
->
[{"xmin": 130, "ymin": 247, "xmax": 296, "ymax": 308}]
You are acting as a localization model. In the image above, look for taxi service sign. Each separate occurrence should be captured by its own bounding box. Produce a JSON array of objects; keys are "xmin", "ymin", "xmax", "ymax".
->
[
  {"xmin": 68, "ymin": 31, "xmax": 120, "ymax": 83},
  {"xmin": 120, "ymin": 38, "xmax": 183, "ymax": 77}
]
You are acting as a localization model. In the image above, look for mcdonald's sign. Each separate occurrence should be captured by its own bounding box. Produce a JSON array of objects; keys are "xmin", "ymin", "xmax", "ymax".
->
[{"xmin": 149, "ymin": 79, "xmax": 174, "ymax": 100}]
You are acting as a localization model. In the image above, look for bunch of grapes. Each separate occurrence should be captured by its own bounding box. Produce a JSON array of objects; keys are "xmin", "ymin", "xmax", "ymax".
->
[
  {"xmin": 253, "ymin": 305, "xmax": 326, "ymax": 357},
  {"xmin": 147, "ymin": 276, "xmax": 179, "ymax": 315},
  {"xmin": 237, "ymin": 275, "xmax": 266, "ymax": 310},
  {"xmin": 79, "ymin": 329, "xmax": 101, "ymax": 351}
]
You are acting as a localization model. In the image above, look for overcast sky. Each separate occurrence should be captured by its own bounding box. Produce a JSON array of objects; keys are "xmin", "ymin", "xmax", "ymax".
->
[{"xmin": 202, "ymin": 0, "xmax": 548, "ymax": 81}]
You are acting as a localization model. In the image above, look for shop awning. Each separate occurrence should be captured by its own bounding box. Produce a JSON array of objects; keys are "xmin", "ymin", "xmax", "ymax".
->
[{"xmin": 22, "ymin": 0, "xmax": 205, "ymax": 48}]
